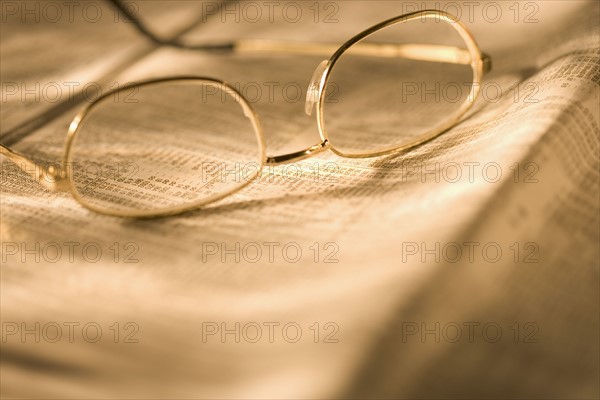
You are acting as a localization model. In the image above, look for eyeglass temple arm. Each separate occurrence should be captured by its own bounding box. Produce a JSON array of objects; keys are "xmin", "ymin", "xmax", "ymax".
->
[
  {"xmin": 0, "ymin": 144, "xmax": 69, "ymax": 192},
  {"xmin": 234, "ymin": 39, "xmax": 491, "ymax": 74},
  {"xmin": 107, "ymin": 0, "xmax": 235, "ymax": 51},
  {"xmin": 108, "ymin": 0, "xmax": 491, "ymax": 71}
]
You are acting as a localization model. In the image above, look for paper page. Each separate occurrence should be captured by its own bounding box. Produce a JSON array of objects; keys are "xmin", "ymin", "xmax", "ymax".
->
[{"xmin": 1, "ymin": 0, "xmax": 598, "ymax": 398}]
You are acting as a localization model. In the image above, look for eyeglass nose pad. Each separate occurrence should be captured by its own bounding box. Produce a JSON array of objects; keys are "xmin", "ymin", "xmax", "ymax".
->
[{"xmin": 305, "ymin": 60, "xmax": 329, "ymax": 117}]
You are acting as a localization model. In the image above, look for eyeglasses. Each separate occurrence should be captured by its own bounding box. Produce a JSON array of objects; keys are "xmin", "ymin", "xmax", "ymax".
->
[{"xmin": 0, "ymin": 8, "xmax": 491, "ymax": 218}]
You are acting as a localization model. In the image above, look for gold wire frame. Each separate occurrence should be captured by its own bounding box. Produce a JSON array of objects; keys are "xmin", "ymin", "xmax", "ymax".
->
[
  {"xmin": 0, "ymin": 10, "xmax": 491, "ymax": 218},
  {"xmin": 63, "ymin": 78, "xmax": 267, "ymax": 218},
  {"xmin": 316, "ymin": 10, "xmax": 486, "ymax": 158}
]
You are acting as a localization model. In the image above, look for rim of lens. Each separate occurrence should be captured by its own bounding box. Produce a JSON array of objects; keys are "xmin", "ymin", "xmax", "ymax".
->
[
  {"xmin": 62, "ymin": 77, "xmax": 266, "ymax": 218},
  {"xmin": 317, "ymin": 10, "xmax": 484, "ymax": 158}
]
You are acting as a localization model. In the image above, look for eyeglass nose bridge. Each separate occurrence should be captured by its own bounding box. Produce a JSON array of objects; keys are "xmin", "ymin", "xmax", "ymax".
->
[{"xmin": 305, "ymin": 60, "xmax": 329, "ymax": 117}]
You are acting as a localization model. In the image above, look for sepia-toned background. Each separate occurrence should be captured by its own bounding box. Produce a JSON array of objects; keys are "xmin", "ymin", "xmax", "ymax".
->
[{"xmin": 1, "ymin": 1, "xmax": 599, "ymax": 398}]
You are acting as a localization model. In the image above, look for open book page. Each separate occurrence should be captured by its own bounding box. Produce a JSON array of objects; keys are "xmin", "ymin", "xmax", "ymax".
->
[{"xmin": 1, "ymin": 0, "xmax": 599, "ymax": 398}]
